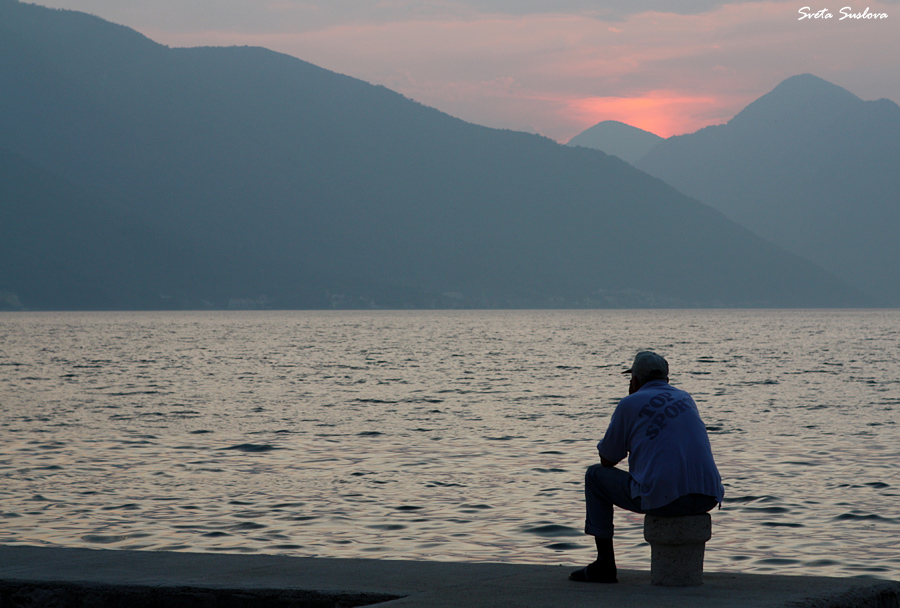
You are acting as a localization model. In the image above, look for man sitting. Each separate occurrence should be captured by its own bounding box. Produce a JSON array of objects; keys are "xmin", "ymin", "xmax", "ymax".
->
[{"xmin": 570, "ymin": 351, "xmax": 724, "ymax": 583}]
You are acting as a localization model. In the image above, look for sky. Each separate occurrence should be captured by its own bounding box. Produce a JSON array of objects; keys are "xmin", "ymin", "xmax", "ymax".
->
[{"xmin": 32, "ymin": 0, "xmax": 900, "ymax": 141}]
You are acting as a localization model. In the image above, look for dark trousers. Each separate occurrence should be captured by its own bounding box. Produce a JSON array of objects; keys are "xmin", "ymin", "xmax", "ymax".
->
[{"xmin": 584, "ymin": 464, "xmax": 718, "ymax": 538}]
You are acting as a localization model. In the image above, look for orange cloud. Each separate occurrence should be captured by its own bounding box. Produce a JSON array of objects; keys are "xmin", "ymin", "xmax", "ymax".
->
[{"xmin": 563, "ymin": 93, "xmax": 725, "ymax": 139}]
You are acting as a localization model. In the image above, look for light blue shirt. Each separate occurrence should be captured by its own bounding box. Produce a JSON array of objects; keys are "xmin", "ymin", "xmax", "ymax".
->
[{"xmin": 597, "ymin": 380, "xmax": 725, "ymax": 510}]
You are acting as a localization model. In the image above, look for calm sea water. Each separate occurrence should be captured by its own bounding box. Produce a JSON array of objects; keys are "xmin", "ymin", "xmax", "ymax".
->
[{"xmin": 1, "ymin": 309, "xmax": 898, "ymax": 580}]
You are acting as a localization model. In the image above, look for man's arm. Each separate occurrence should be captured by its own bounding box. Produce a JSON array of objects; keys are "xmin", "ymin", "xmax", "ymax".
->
[
  {"xmin": 597, "ymin": 398, "xmax": 627, "ymax": 468},
  {"xmin": 600, "ymin": 454, "xmax": 620, "ymax": 468}
]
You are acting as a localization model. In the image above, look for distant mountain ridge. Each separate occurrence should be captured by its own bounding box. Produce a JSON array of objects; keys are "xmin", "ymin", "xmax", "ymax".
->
[
  {"xmin": 635, "ymin": 74, "xmax": 900, "ymax": 304},
  {"xmin": 0, "ymin": 2, "xmax": 866, "ymax": 309},
  {"xmin": 566, "ymin": 120, "xmax": 663, "ymax": 163}
]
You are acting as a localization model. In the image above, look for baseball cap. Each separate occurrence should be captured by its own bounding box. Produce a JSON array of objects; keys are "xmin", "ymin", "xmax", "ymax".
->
[{"xmin": 621, "ymin": 351, "xmax": 669, "ymax": 379}]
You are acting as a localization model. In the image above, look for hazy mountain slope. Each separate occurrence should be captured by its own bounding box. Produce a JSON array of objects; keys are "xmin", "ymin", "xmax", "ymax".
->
[
  {"xmin": 567, "ymin": 120, "xmax": 663, "ymax": 163},
  {"xmin": 0, "ymin": 147, "xmax": 183, "ymax": 309},
  {"xmin": 0, "ymin": 2, "xmax": 865, "ymax": 308},
  {"xmin": 635, "ymin": 74, "xmax": 900, "ymax": 305}
]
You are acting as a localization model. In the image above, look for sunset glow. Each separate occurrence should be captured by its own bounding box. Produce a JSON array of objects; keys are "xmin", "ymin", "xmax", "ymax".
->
[{"xmin": 563, "ymin": 93, "xmax": 725, "ymax": 139}]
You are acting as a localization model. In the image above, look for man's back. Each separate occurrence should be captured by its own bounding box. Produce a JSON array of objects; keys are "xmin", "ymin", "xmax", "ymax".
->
[{"xmin": 598, "ymin": 380, "xmax": 723, "ymax": 510}]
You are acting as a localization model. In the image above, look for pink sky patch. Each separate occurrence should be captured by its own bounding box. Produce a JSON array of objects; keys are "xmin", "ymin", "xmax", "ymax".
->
[{"xmin": 564, "ymin": 94, "xmax": 724, "ymax": 139}]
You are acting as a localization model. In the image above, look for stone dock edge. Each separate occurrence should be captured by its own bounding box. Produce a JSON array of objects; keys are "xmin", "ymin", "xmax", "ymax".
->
[{"xmin": 0, "ymin": 545, "xmax": 897, "ymax": 608}]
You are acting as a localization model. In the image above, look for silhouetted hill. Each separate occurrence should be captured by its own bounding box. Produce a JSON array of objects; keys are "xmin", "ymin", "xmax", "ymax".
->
[
  {"xmin": 1, "ymin": 147, "xmax": 173, "ymax": 309},
  {"xmin": 567, "ymin": 120, "xmax": 663, "ymax": 163},
  {"xmin": 0, "ymin": 3, "xmax": 866, "ymax": 309},
  {"xmin": 636, "ymin": 74, "xmax": 900, "ymax": 305},
  {"xmin": 0, "ymin": 146, "xmax": 257, "ymax": 309}
]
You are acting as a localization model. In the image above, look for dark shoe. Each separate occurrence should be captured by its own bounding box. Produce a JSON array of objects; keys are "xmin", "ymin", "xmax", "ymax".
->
[{"xmin": 568, "ymin": 560, "xmax": 618, "ymax": 583}]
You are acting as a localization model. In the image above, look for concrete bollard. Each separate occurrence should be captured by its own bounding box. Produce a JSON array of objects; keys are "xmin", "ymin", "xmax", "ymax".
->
[{"xmin": 643, "ymin": 513, "xmax": 712, "ymax": 587}]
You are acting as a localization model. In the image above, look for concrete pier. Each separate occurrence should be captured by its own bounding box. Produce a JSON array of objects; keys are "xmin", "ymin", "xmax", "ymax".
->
[{"xmin": 1, "ymin": 545, "xmax": 897, "ymax": 608}]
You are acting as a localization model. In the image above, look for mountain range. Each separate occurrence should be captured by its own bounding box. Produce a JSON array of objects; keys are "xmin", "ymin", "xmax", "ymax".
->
[
  {"xmin": 631, "ymin": 74, "xmax": 900, "ymax": 305},
  {"xmin": 0, "ymin": 0, "xmax": 869, "ymax": 310}
]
